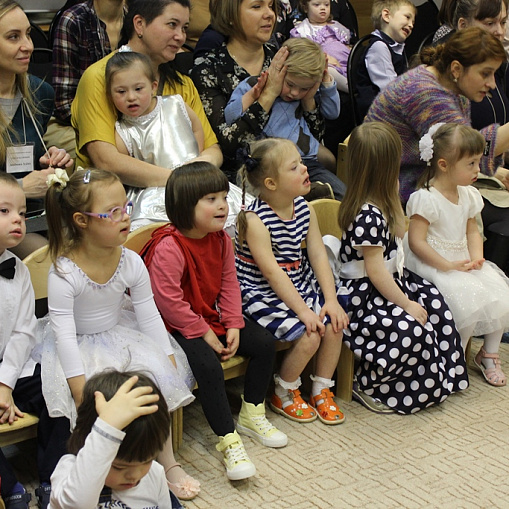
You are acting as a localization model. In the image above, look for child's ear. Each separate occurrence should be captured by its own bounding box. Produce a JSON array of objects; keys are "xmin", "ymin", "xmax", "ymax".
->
[
  {"xmin": 264, "ymin": 176, "xmax": 277, "ymax": 191},
  {"xmin": 73, "ymin": 212, "xmax": 89, "ymax": 229},
  {"xmin": 381, "ymin": 8, "xmax": 391, "ymax": 24},
  {"xmin": 152, "ymin": 81, "xmax": 158, "ymax": 94},
  {"xmin": 437, "ymin": 158, "xmax": 448, "ymax": 173},
  {"xmin": 457, "ymin": 17, "xmax": 468, "ymax": 30}
]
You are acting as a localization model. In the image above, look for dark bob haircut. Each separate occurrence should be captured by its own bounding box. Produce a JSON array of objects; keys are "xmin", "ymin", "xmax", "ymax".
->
[
  {"xmin": 67, "ymin": 370, "xmax": 170, "ymax": 463},
  {"xmin": 165, "ymin": 161, "xmax": 230, "ymax": 231}
]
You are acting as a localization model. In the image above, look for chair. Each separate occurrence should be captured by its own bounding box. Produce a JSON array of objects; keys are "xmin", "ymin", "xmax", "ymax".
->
[
  {"xmin": 347, "ymin": 34, "xmax": 374, "ymax": 127},
  {"xmin": 124, "ymin": 222, "xmax": 168, "ymax": 253},
  {"xmin": 337, "ymin": 141, "xmax": 348, "ymax": 186},
  {"xmin": 308, "ymin": 199, "xmax": 355, "ymax": 402},
  {"xmin": 0, "ymin": 246, "xmax": 51, "ymax": 447},
  {"xmin": 29, "ymin": 22, "xmax": 49, "ymax": 49},
  {"xmin": 29, "ymin": 48, "xmax": 53, "ymax": 82},
  {"xmin": 404, "ymin": 0, "xmax": 439, "ymax": 60},
  {"xmin": 417, "ymin": 31, "xmax": 435, "ymax": 56}
]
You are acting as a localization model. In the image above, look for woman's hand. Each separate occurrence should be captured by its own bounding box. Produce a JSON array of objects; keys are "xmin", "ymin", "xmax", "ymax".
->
[
  {"xmin": 22, "ymin": 168, "xmax": 55, "ymax": 198},
  {"xmin": 319, "ymin": 300, "xmax": 349, "ymax": 333},
  {"xmin": 404, "ymin": 300, "xmax": 427, "ymax": 325},
  {"xmin": 298, "ymin": 308, "xmax": 326, "ymax": 336},
  {"xmin": 258, "ymin": 46, "xmax": 289, "ymax": 111},
  {"xmin": 95, "ymin": 375, "xmax": 160, "ymax": 431},
  {"xmin": 39, "ymin": 146, "xmax": 73, "ymax": 170}
]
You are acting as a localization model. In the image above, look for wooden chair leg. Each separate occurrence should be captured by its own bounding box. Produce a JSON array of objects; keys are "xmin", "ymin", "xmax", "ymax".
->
[
  {"xmin": 171, "ymin": 407, "xmax": 183, "ymax": 453},
  {"xmin": 336, "ymin": 343, "xmax": 354, "ymax": 402}
]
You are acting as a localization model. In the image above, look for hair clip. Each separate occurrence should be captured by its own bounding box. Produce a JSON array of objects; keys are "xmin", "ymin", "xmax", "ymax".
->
[
  {"xmin": 419, "ymin": 123, "xmax": 445, "ymax": 166},
  {"xmin": 237, "ymin": 145, "xmax": 259, "ymax": 173},
  {"xmin": 83, "ymin": 170, "xmax": 91, "ymax": 183}
]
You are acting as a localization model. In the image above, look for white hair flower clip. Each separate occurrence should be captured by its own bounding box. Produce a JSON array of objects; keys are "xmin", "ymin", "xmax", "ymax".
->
[
  {"xmin": 46, "ymin": 168, "xmax": 69, "ymax": 189},
  {"xmin": 419, "ymin": 123, "xmax": 445, "ymax": 165}
]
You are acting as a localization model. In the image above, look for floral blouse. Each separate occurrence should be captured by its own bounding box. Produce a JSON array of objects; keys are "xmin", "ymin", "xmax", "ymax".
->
[{"xmin": 190, "ymin": 43, "xmax": 324, "ymax": 179}]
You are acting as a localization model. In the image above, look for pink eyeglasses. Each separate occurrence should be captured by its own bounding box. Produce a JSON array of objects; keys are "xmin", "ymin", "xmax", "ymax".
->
[{"xmin": 83, "ymin": 201, "xmax": 133, "ymax": 222}]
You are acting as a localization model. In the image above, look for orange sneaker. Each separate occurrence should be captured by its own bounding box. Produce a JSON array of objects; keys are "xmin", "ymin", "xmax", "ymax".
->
[
  {"xmin": 270, "ymin": 389, "xmax": 317, "ymax": 423},
  {"xmin": 308, "ymin": 388, "xmax": 345, "ymax": 425}
]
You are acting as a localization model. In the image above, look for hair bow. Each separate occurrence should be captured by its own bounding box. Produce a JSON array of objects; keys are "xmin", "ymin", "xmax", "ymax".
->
[
  {"xmin": 419, "ymin": 123, "xmax": 445, "ymax": 166},
  {"xmin": 237, "ymin": 145, "xmax": 260, "ymax": 173},
  {"xmin": 46, "ymin": 168, "xmax": 69, "ymax": 190}
]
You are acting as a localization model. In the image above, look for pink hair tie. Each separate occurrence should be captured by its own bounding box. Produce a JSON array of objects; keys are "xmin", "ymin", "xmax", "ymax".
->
[{"xmin": 240, "ymin": 204, "xmax": 246, "ymax": 211}]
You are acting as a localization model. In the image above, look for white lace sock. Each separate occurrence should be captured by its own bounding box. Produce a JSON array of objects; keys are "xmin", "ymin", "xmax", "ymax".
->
[
  {"xmin": 274, "ymin": 375, "xmax": 301, "ymax": 409},
  {"xmin": 310, "ymin": 374, "xmax": 335, "ymax": 399}
]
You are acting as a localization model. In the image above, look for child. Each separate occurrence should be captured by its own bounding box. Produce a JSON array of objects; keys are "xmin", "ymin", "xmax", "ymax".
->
[
  {"xmin": 290, "ymin": 0, "xmax": 351, "ymax": 92},
  {"xmin": 142, "ymin": 161, "xmax": 287, "ymax": 482},
  {"xmin": 49, "ymin": 370, "xmax": 178, "ymax": 508},
  {"xmin": 224, "ymin": 38, "xmax": 346, "ymax": 201},
  {"xmin": 38, "ymin": 168, "xmax": 200, "ymax": 500},
  {"xmin": 236, "ymin": 138, "xmax": 349, "ymax": 425},
  {"xmin": 356, "ymin": 0, "xmax": 416, "ymax": 121},
  {"xmin": 106, "ymin": 50, "xmax": 247, "ymax": 232},
  {"xmin": 0, "ymin": 173, "xmax": 69, "ymax": 509},
  {"xmin": 405, "ymin": 123, "xmax": 509, "ymax": 387},
  {"xmin": 337, "ymin": 122, "xmax": 469, "ymax": 413}
]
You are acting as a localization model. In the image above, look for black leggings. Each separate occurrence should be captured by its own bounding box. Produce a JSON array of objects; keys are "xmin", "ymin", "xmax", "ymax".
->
[{"xmin": 173, "ymin": 319, "xmax": 276, "ymax": 437}]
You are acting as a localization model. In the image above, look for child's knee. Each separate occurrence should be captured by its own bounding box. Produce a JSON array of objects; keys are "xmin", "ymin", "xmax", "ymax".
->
[{"xmin": 297, "ymin": 331, "xmax": 321, "ymax": 356}]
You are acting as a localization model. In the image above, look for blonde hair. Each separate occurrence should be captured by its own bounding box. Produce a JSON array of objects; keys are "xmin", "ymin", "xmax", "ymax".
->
[
  {"xmin": 371, "ymin": 0, "xmax": 416, "ymax": 30},
  {"xmin": 45, "ymin": 168, "xmax": 121, "ymax": 264},
  {"xmin": 282, "ymin": 38, "xmax": 326, "ymax": 81},
  {"xmin": 237, "ymin": 138, "xmax": 295, "ymax": 245},
  {"xmin": 0, "ymin": 1, "xmax": 41, "ymax": 167},
  {"xmin": 418, "ymin": 123, "xmax": 486, "ymax": 189},
  {"xmin": 338, "ymin": 122, "xmax": 403, "ymax": 236}
]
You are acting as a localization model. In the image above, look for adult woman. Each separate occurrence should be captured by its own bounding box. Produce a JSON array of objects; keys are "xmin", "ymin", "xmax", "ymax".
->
[
  {"xmin": 71, "ymin": 0, "xmax": 222, "ymax": 189},
  {"xmin": 0, "ymin": 0, "xmax": 72, "ymax": 257},
  {"xmin": 365, "ymin": 27, "xmax": 508, "ymax": 205},
  {"xmin": 190, "ymin": 0, "xmax": 345, "ymax": 199}
]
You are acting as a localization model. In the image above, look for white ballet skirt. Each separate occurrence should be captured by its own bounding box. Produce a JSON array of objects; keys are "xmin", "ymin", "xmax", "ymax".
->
[
  {"xmin": 404, "ymin": 186, "xmax": 509, "ymax": 338},
  {"xmin": 33, "ymin": 248, "xmax": 195, "ymax": 428}
]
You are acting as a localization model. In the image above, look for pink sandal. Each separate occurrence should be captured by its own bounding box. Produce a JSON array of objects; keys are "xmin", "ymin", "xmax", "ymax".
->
[{"xmin": 474, "ymin": 347, "xmax": 507, "ymax": 387}]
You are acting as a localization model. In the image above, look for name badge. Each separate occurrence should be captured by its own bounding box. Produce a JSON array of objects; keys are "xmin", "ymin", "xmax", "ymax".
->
[{"xmin": 6, "ymin": 144, "xmax": 34, "ymax": 174}]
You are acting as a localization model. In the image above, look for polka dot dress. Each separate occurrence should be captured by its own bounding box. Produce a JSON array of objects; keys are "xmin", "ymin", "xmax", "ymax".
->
[{"xmin": 339, "ymin": 204, "xmax": 469, "ymax": 414}]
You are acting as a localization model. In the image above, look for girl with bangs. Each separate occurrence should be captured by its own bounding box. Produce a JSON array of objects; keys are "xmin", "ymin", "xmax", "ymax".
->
[{"xmin": 337, "ymin": 122, "xmax": 468, "ymax": 414}]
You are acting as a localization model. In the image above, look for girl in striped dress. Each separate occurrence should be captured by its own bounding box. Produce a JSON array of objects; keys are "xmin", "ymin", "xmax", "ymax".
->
[{"xmin": 236, "ymin": 138, "xmax": 349, "ymax": 425}]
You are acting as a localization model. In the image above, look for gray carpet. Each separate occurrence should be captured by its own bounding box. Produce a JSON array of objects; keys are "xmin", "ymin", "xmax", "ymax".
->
[{"xmin": 10, "ymin": 338, "xmax": 509, "ymax": 508}]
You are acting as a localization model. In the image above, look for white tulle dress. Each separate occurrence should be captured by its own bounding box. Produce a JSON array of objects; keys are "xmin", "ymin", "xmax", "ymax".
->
[
  {"xmin": 404, "ymin": 186, "xmax": 509, "ymax": 339},
  {"xmin": 34, "ymin": 247, "xmax": 195, "ymax": 428}
]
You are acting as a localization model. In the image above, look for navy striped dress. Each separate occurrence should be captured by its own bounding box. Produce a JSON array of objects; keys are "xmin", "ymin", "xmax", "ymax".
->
[{"xmin": 235, "ymin": 196, "xmax": 328, "ymax": 341}]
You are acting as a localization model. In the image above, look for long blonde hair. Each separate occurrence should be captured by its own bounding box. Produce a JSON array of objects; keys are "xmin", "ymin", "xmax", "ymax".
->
[
  {"xmin": 338, "ymin": 122, "xmax": 404, "ymax": 236},
  {"xmin": 0, "ymin": 1, "xmax": 40, "ymax": 167}
]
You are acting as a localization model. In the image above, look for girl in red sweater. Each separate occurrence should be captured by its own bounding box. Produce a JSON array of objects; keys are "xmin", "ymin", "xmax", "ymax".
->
[{"xmin": 142, "ymin": 161, "xmax": 287, "ymax": 483}]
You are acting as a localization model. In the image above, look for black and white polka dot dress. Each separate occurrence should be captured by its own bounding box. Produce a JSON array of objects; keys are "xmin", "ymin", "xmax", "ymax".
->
[{"xmin": 339, "ymin": 204, "xmax": 469, "ymax": 414}]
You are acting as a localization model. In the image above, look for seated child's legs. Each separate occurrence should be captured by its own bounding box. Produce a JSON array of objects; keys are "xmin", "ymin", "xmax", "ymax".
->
[
  {"xmin": 328, "ymin": 66, "xmax": 349, "ymax": 93},
  {"xmin": 474, "ymin": 328, "xmax": 507, "ymax": 387},
  {"xmin": 173, "ymin": 331, "xmax": 235, "ymax": 436}
]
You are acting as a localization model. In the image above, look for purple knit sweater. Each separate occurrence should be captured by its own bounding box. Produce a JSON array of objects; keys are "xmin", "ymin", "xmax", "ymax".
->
[{"xmin": 365, "ymin": 65, "xmax": 500, "ymax": 204}]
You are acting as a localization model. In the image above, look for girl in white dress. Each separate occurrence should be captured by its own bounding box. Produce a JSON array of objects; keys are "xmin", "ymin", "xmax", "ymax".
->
[
  {"xmin": 405, "ymin": 123, "xmax": 509, "ymax": 387},
  {"xmin": 39, "ymin": 168, "xmax": 200, "ymax": 500}
]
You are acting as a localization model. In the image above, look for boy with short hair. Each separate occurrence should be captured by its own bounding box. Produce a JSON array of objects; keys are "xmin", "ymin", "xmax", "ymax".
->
[
  {"xmin": 356, "ymin": 0, "xmax": 416, "ymax": 120},
  {"xmin": 0, "ymin": 173, "xmax": 68, "ymax": 509},
  {"xmin": 224, "ymin": 37, "xmax": 346, "ymax": 200}
]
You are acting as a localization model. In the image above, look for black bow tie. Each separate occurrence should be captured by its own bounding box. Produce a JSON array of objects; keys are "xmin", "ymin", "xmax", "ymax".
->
[{"xmin": 0, "ymin": 257, "xmax": 15, "ymax": 280}]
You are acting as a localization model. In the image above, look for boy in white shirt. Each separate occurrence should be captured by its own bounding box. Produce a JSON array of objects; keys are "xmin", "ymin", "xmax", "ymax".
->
[{"xmin": 0, "ymin": 173, "xmax": 69, "ymax": 509}]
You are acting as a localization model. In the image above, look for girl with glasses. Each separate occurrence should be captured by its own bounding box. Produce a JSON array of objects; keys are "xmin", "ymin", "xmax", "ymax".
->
[{"xmin": 36, "ymin": 167, "xmax": 201, "ymax": 501}]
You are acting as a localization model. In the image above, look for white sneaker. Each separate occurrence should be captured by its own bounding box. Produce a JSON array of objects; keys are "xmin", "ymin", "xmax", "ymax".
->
[
  {"xmin": 236, "ymin": 397, "xmax": 288, "ymax": 448},
  {"xmin": 216, "ymin": 430, "xmax": 256, "ymax": 481}
]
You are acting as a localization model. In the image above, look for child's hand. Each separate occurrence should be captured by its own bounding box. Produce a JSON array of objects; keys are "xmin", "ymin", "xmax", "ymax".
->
[
  {"xmin": 404, "ymin": 301, "xmax": 427, "ymax": 326},
  {"xmin": 203, "ymin": 328, "xmax": 228, "ymax": 358},
  {"xmin": 301, "ymin": 80, "xmax": 321, "ymax": 111},
  {"xmin": 319, "ymin": 300, "xmax": 349, "ymax": 333},
  {"xmin": 448, "ymin": 259, "xmax": 475, "ymax": 272},
  {"xmin": 0, "ymin": 384, "xmax": 23, "ymax": 424},
  {"xmin": 222, "ymin": 328, "xmax": 240, "ymax": 361},
  {"xmin": 468, "ymin": 258, "xmax": 485, "ymax": 270},
  {"xmin": 298, "ymin": 308, "xmax": 326, "ymax": 336},
  {"xmin": 95, "ymin": 375, "xmax": 160, "ymax": 431},
  {"xmin": 250, "ymin": 71, "xmax": 269, "ymax": 102}
]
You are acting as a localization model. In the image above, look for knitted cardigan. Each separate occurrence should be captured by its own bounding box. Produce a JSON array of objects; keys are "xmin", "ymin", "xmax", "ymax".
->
[{"xmin": 365, "ymin": 65, "xmax": 500, "ymax": 204}]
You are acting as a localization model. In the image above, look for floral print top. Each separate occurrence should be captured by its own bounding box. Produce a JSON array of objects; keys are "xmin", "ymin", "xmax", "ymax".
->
[{"xmin": 191, "ymin": 43, "xmax": 324, "ymax": 179}]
